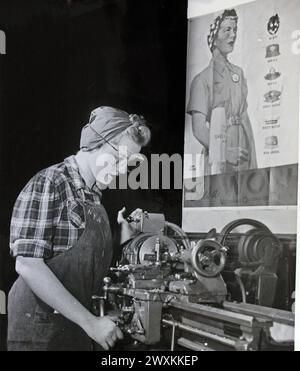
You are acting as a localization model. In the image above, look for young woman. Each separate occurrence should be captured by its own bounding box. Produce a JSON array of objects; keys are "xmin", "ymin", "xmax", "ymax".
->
[{"xmin": 8, "ymin": 106, "xmax": 151, "ymax": 351}]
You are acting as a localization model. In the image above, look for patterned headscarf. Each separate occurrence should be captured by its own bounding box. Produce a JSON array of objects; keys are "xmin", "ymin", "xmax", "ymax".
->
[
  {"xmin": 80, "ymin": 106, "xmax": 146, "ymax": 151},
  {"xmin": 207, "ymin": 9, "xmax": 238, "ymax": 53}
]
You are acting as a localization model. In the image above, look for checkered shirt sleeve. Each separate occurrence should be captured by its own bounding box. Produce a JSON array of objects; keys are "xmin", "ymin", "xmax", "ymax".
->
[{"xmin": 10, "ymin": 173, "xmax": 61, "ymax": 259}]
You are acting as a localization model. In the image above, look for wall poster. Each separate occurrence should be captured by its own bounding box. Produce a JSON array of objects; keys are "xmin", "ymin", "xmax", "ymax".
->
[{"xmin": 183, "ymin": 0, "xmax": 300, "ymax": 233}]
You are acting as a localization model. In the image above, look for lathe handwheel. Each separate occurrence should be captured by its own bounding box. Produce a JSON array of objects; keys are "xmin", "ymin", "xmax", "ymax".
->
[{"xmin": 191, "ymin": 239, "xmax": 226, "ymax": 278}]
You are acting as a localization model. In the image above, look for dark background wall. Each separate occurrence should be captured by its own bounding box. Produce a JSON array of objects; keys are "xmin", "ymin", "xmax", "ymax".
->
[{"xmin": 0, "ymin": 0, "xmax": 187, "ymax": 350}]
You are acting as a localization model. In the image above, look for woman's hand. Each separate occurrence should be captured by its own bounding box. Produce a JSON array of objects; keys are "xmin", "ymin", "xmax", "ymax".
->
[
  {"xmin": 15, "ymin": 257, "xmax": 123, "ymax": 349},
  {"xmin": 84, "ymin": 315, "xmax": 123, "ymax": 350},
  {"xmin": 117, "ymin": 207, "xmax": 144, "ymax": 244},
  {"xmin": 226, "ymin": 147, "xmax": 249, "ymax": 165}
]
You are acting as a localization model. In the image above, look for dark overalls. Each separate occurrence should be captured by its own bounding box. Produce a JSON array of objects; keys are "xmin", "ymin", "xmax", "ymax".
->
[{"xmin": 7, "ymin": 191, "xmax": 112, "ymax": 351}]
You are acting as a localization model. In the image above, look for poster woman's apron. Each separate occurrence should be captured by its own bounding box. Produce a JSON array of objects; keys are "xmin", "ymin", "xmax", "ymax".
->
[{"xmin": 208, "ymin": 58, "xmax": 257, "ymax": 174}]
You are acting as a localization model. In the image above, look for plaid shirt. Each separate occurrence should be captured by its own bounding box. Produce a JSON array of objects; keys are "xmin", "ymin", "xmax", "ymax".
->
[{"xmin": 10, "ymin": 156, "xmax": 103, "ymax": 259}]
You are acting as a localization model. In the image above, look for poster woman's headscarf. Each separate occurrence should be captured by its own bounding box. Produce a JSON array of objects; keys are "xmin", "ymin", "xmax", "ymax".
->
[{"xmin": 207, "ymin": 9, "xmax": 238, "ymax": 53}]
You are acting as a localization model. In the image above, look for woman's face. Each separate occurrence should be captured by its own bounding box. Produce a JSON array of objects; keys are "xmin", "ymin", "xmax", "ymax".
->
[
  {"xmin": 94, "ymin": 134, "xmax": 142, "ymax": 188},
  {"xmin": 215, "ymin": 18, "xmax": 237, "ymax": 56}
]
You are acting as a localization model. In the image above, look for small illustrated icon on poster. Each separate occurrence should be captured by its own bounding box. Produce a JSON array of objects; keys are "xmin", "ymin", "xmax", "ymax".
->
[
  {"xmin": 265, "ymin": 67, "xmax": 281, "ymax": 81},
  {"xmin": 265, "ymin": 44, "xmax": 280, "ymax": 58},
  {"xmin": 268, "ymin": 14, "xmax": 280, "ymax": 35},
  {"xmin": 265, "ymin": 135, "xmax": 279, "ymax": 149},
  {"xmin": 264, "ymin": 90, "xmax": 281, "ymax": 103}
]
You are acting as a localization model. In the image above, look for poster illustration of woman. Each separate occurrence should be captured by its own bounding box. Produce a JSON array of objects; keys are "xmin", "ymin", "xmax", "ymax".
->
[{"xmin": 187, "ymin": 9, "xmax": 257, "ymax": 176}]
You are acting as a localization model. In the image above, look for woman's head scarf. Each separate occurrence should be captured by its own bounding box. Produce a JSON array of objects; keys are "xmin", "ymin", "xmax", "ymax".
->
[{"xmin": 80, "ymin": 106, "xmax": 146, "ymax": 151}]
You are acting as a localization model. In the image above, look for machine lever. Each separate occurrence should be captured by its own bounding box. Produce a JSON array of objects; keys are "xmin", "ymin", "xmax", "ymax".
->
[{"xmin": 92, "ymin": 295, "xmax": 105, "ymax": 317}]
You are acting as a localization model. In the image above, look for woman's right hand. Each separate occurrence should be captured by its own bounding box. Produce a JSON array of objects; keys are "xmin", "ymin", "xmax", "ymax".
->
[
  {"xmin": 84, "ymin": 315, "xmax": 123, "ymax": 350},
  {"xmin": 226, "ymin": 146, "xmax": 248, "ymax": 165}
]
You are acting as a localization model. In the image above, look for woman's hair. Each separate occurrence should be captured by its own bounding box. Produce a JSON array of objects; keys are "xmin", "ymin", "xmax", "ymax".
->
[
  {"xmin": 126, "ymin": 122, "xmax": 151, "ymax": 147},
  {"xmin": 110, "ymin": 113, "xmax": 151, "ymax": 148},
  {"xmin": 207, "ymin": 9, "xmax": 238, "ymax": 53}
]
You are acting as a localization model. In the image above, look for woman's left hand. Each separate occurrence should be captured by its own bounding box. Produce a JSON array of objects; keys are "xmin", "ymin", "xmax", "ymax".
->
[{"xmin": 117, "ymin": 207, "xmax": 143, "ymax": 244}]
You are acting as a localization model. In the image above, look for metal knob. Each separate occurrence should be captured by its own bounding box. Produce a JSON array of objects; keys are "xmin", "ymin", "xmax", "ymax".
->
[
  {"xmin": 103, "ymin": 277, "xmax": 112, "ymax": 285},
  {"xmin": 103, "ymin": 277, "xmax": 112, "ymax": 299}
]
